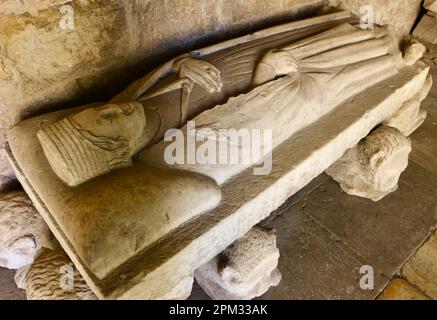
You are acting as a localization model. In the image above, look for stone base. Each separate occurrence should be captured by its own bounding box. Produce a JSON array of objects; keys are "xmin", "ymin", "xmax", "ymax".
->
[
  {"xmin": 326, "ymin": 126, "xmax": 412, "ymax": 202},
  {"xmin": 196, "ymin": 268, "xmax": 281, "ymax": 300},
  {"xmin": 195, "ymin": 227, "xmax": 281, "ymax": 300}
]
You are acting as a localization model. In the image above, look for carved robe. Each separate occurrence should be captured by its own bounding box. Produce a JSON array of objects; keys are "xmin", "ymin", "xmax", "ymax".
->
[{"xmin": 141, "ymin": 24, "xmax": 405, "ymax": 184}]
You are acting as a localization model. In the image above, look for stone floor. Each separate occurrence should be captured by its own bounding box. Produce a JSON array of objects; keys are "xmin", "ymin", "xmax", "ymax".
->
[{"xmin": 1, "ymin": 44, "xmax": 437, "ymax": 301}]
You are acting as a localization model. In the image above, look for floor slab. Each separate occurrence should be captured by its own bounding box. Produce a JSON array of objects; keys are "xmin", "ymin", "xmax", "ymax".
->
[
  {"xmin": 299, "ymin": 162, "xmax": 437, "ymax": 279},
  {"xmin": 0, "ymin": 268, "xmax": 25, "ymax": 300},
  {"xmin": 259, "ymin": 210, "xmax": 388, "ymax": 300},
  {"xmin": 402, "ymin": 231, "xmax": 437, "ymax": 299},
  {"xmin": 377, "ymin": 278, "xmax": 429, "ymax": 300}
]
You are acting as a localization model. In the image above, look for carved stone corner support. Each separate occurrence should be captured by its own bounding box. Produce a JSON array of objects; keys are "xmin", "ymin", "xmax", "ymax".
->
[
  {"xmin": 19, "ymin": 247, "xmax": 194, "ymax": 301},
  {"xmin": 22, "ymin": 248, "xmax": 97, "ymax": 300},
  {"xmin": 194, "ymin": 226, "xmax": 281, "ymax": 300},
  {"xmin": 326, "ymin": 126, "xmax": 412, "ymax": 202},
  {"xmin": 384, "ymin": 74, "xmax": 433, "ymax": 136},
  {"xmin": 0, "ymin": 191, "xmax": 57, "ymax": 270}
]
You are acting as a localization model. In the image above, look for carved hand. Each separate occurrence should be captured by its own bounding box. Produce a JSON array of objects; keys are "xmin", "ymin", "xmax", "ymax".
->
[
  {"xmin": 259, "ymin": 49, "xmax": 297, "ymax": 77},
  {"xmin": 178, "ymin": 59, "xmax": 223, "ymax": 93}
]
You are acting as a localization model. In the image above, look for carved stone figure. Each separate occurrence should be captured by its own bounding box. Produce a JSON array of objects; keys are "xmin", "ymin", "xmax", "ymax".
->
[
  {"xmin": 7, "ymin": 11, "xmax": 430, "ymax": 299},
  {"xmin": 326, "ymin": 126, "xmax": 412, "ymax": 201},
  {"xmin": 195, "ymin": 227, "xmax": 281, "ymax": 300},
  {"xmin": 0, "ymin": 192, "xmax": 56, "ymax": 269},
  {"xmin": 40, "ymin": 23, "xmax": 407, "ymax": 186}
]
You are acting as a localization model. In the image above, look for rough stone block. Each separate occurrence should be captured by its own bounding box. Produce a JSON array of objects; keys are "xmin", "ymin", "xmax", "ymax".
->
[
  {"xmin": 425, "ymin": 0, "xmax": 437, "ymax": 13},
  {"xmin": 413, "ymin": 14, "xmax": 437, "ymax": 45}
]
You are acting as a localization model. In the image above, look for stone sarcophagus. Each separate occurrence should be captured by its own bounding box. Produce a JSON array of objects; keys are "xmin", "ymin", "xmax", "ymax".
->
[{"xmin": 5, "ymin": 10, "xmax": 430, "ymax": 299}]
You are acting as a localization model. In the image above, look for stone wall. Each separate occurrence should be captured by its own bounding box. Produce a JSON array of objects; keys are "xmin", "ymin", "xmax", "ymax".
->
[{"xmin": 328, "ymin": 0, "xmax": 422, "ymax": 39}]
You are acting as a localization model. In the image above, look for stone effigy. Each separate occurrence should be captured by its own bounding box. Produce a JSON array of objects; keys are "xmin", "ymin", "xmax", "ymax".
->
[
  {"xmin": 195, "ymin": 227, "xmax": 281, "ymax": 300},
  {"xmin": 326, "ymin": 126, "xmax": 412, "ymax": 201},
  {"xmin": 0, "ymin": 191, "xmax": 56, "ymax": 269},
  {"xmin": 6, "ymin": 11, "xmax": 431, "ymax": 299}
]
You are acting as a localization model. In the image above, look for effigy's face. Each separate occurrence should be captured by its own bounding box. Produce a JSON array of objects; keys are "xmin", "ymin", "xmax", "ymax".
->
[{"xmin": 70, "ymin": 102, "xmax": 146, "ymax": 151}]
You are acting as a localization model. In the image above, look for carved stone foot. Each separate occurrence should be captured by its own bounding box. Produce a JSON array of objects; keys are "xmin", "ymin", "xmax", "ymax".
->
[
  {"xmin": 326, "ymin": 126, "xmax": 412, "ymax": 202},
  {"xmin": 384, "ymin": 75, "xmax": 433, "ymax": 136},
  {"xmin": 194, "ymin": 227, "xmax": 281, "ymax": 300}
]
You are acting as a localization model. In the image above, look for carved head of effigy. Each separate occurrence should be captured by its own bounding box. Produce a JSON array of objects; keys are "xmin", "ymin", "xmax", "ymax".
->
[
  {"xmin": 359, "ymin": 126, "xmax": 411, "ymax": 193},
  {"xmin": 37, "ymin": 102, "xmax": 147, "ymax": 187}
]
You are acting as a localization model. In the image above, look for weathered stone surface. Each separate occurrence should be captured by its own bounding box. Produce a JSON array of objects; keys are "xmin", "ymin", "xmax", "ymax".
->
[
  {"xmin": 25, "ymin": 248, "xmax": 97, "ymax": 300},
  {"xmin": 326, "ymin": 126, "xmax": 412, "ymax": 201},
  {"xmin": 384, "ymin": 75, "xmax": 433, "ymax": 136},
  {"xmin": 402, "ymin": 231, "xmax": 437, "ymax": 299},
  {"xmin": 158, "ymin": 275, "xmax": 194, "ymax": 300},
  {"xmin": 402, "ymin": 39, "xmax": 427, "ymax": 67},
  {"xmin": 413, "ymin": 14, "xmax": 437, "ymax": 45},
  {"xmin": 195, "ymin": 227, "xmax": 281, "ymax": 300},
  {"xmin": 425, "ymin": 0, "xmax": 437, "ymax": 13},
  {"xmin": 24, "ymin": 245, "xmax": 192, "ymax": 300},
  {"xmin": 377, "ymin": 278, "xmax": 429, "ymax": 300},
  {"xmin": 0, "ymin": 127, "xmax": 16, "ymax": 191},
  {"xmin": 329, "ymin": 0, "xmax": 422, "ymax": 40},
  {"xmin": 14, "ymin": 265, "xmax": 29, "ymax": 290},
  {"xmin": 0, "ymin": 192, "xmax": 56, "ymax": 269}
]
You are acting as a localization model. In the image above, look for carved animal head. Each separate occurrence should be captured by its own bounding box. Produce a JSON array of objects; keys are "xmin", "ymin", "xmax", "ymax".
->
[{"xmin": 358, "ymin": 126, "xmax": 411, "ymax": 192}]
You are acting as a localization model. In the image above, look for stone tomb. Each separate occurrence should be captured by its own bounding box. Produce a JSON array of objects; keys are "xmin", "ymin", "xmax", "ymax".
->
[{"xmin": 6, "ymin": 11, "xmax": 430, "ymax": 299}]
